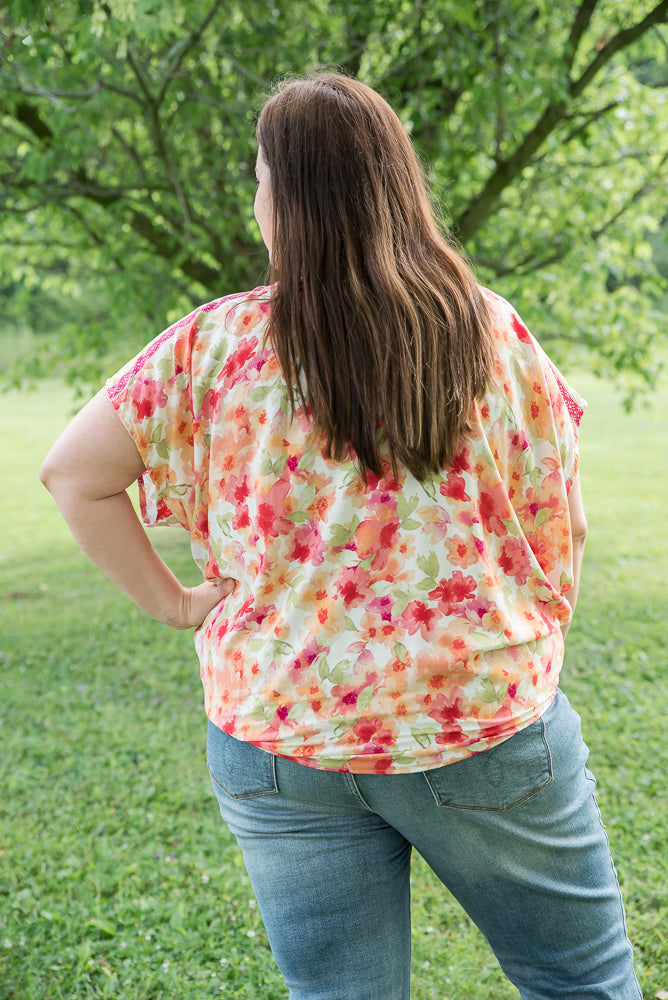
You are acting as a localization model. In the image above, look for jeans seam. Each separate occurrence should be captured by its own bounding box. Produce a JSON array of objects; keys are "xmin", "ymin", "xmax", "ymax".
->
[
  {"xmin": 207, "ymin": 760, "xmax": 278, "ymax": 800},
  {"xmin": 343, "ymin": 773, "xmax": 375, "ymax": 811}
]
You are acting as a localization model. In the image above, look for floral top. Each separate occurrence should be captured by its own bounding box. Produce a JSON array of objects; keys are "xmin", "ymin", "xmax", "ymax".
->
[{"xmin": 107, "ymin": 284, "xmax": 585, "ymax": 774}]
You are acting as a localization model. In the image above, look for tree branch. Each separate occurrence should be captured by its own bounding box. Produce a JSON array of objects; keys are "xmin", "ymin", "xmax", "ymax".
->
[
  {"xmin": 455, "ymin": 0, "xmax": 668, "ymax": 242},
  {"xmin": 155, "ymin": 0, "xmax": 226, "ymax": 106},
  {"xmin": 571, "ymin": 1, "xmax": 668, "ymax": 99}
]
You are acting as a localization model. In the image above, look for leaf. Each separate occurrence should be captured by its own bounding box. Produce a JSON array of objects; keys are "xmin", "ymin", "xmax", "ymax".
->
[
  {"xmin": 397, "ymin": 494, "xmax": 419, "ymax": 521},
  {"xmin": 247, "ymin": 384, "xmax": 273, "ymax": 402},
  {"xmin": 394, "ymin": 641, "xmax": 407, "ymax": 663},
  {"xmin": 478, "ymin": 678, "xmax": 500, "ymax": 704},
  {"xmin": 534, "ymin": 507, "xmax": 553, "ymax": 528},
  {"xmin": 417, "ymin": 551, "xmax": 439, "ymax": 580},
  {"xmin": 357, "ymin": 685, "xmax": 375, "ymax": 712},
  {"xmin": 85, "ymin": 917, "xmax": 116, "ymax": 938},
  {"xmin": 257, "ymin": 451, "xmax": 274, "ymax": 477}
]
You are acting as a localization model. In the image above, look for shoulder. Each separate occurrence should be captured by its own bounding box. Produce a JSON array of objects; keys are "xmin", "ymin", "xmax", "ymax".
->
[
  {"xmin": 109, "ymin": 285, "xmax": 274, "ymax": 402},
  {"xmin": 479, "ymin": 286, "xmax": 585, "ymax": 427},
  {"xmin": 189, "ymin": 284, "xmax": 273, "ymax": 346}
]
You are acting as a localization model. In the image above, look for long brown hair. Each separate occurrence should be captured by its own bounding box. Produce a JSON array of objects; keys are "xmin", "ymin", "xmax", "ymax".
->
[{"xmin": 256, "ymin": 72, "xmax": 492, "ymax": 482}]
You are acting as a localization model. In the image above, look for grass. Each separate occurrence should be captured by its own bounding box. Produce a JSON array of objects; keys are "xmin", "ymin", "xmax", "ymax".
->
[{"xmin": 1, "ymin": 375, "xmax": 666, "ymax": 999}]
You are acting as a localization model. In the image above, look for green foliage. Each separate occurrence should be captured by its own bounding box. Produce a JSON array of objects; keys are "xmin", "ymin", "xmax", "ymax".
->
[{"xmin": 1, "ymin": 1, "xmax": 667, "ymax": 391}]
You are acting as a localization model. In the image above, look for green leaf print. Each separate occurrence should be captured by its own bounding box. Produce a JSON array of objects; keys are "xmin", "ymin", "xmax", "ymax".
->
[
  {"xmin": 411, "ymin": 728, "xmax": 438, "ymax": 750},
  {"xmin": 357, "ymin": 685, "xmax": 375, "ymax": 712},
  {"xmin": 394, "ymin": 641, "xmax": 408, "ymax": 663},
  {"xmin": 328, "ymin": 661, "xmax": 352, "ymax": 686},
  {"xmin": 534, "ymin": 507, "xmax": 553, "ymax": 528},
  {"xmin": 154, "ymin": 439, "xmax": 170, "ymax": 460},
  {"xmin": 478, "ymin": 677, "xmax": 501, "ymax": 704},
  {"xmin": 248, "ymin": 384, "xmax": 274, "ymax": 402},
  {"xmin": 397, "ymin": 494, "xmax": 419, "ymax": 523},
  {"xmin": 417, "ymin": 551, "xmax": 439, "ymax": 581}
]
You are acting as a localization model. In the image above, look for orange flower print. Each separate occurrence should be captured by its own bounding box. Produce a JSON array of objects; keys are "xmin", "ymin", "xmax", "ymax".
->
[
  {"xmin": 445, "ymin": 533, "xmax": 479, "ymax": 569},
  {"xmin": 354, "ymin": 516, "xmax": 400, "ymax": 569}
]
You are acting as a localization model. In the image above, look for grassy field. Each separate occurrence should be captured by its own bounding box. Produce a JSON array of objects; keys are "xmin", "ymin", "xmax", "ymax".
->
[{"xmin": 0, "ymin": 376, "xmax": 666, "ymax": 999}]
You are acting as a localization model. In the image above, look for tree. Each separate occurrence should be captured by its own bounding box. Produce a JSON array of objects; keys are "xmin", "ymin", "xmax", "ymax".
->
[{"xmin": 1, "ymin": 0, "xmax": 667, "ymax": 393}]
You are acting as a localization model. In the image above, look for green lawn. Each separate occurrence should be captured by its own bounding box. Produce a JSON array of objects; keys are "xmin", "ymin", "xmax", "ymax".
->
[{"xmin": 1, "ymin": 376, "xmax": 666, "ymax": 999}]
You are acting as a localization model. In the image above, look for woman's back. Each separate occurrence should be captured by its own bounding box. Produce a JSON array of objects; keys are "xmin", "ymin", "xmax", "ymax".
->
[{"xmin": 107, "ymin": 281, "xmax": 583, "ymax": 774}]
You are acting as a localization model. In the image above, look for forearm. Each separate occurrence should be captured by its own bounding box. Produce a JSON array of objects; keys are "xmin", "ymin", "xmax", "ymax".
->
[
  {"xmin": 40, "ymin": 389, "xmax": 234, "ymax": 629},
  {"xmin": 47, "ymin": 481, "xmax": 186, "ymax": 624}
]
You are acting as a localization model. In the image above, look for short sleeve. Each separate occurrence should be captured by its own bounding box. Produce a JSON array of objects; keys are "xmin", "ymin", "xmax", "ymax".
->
[
  {"xmin": 106, "ymin": 311, "xmax": 199, "ymax": 530},
  {"xmin": 536, "ymin": 345, "xmax": 587, "ymax": 492}
]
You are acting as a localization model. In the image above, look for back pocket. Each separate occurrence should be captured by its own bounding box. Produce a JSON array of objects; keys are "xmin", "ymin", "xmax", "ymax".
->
[
  {"xmin": 423, "ymin": 717, "xmax": 552, "ymax": 812},
  {"xmin": 207, "ymin": 721, "xmax": 278, "ymax": 799}
]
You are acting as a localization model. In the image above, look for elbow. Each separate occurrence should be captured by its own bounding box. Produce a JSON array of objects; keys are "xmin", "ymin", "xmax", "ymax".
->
[
  {"xmin": 572, "ymin": 518, "xmax": 588, "ymax": 547},
  {"xmin": 39, "ymin": 454, "xmax": 56, "ymax": 493},
  {"xmin": 39, "ymin": 450, "xmax": 69, "ymax": 498}
]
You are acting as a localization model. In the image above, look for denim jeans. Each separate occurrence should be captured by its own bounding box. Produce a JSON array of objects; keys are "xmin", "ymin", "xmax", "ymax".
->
[{"xmin": 206, "ymin": 689, "xmax": 640, "ymax": 1000}]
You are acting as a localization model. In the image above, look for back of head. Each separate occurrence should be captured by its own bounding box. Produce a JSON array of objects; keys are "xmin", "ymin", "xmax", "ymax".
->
[{"xmin": 256, "ymin": 72, "xmax": 492, "ymax": 482}]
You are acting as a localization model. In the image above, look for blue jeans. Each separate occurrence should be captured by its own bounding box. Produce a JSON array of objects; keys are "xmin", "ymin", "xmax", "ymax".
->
[{"xmin": 206, "ymin": 690, "xmax": 640, "ymax": 999}]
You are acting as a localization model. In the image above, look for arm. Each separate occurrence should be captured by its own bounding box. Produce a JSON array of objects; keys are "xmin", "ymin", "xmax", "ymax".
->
[
  {"xmin": 39, "ymin": 389, "xmax": 235, "ymax": 628},
  {"xmin": 561, "ymin": 470, "xmax": 587, "ymax": 639}
]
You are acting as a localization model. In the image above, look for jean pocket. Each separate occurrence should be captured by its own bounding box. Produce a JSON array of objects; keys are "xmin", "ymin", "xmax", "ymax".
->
[
  {"xmin": 423, "ymin": 717, "xmax": 553, "ymax": 812},
  {"xmin": 206, "ymin": 721, "xmax": 278, "ymax": 799}
]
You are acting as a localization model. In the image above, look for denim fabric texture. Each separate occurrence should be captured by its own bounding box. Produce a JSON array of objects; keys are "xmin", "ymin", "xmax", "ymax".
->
[{"xmin": 207, "ymin": 690, "xmax": 641, "ymax": 1000}]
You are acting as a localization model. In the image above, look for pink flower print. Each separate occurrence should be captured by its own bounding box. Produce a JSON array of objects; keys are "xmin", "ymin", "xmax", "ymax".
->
[
  {"xmin": 478, "ymin": 483, "xmax": 511, "ymax": 537},
  {"xmin": 440, "ymin": 469, "xmax": 470, "ymax": 502},
  {"xmin": 428, "ymin": 692, "xmax": 469, "ymax": 745},
  {"xmin": 418, "ymin": 506, "xmax": 450, "ymax": 541},
  {"xmin": 464, "ymin": 595, "xmax": 495, "ymax": 624},
  {"xmin": 336, "ymin": 565, "xmax": 374, "ymax": 608},
  {"xmin": 232, "ymin": 504, "xmax": 250, "ymax": 530},
  {"xmin": 402, "ymin": 600, "xmax": 439, "ymax": 640},
  {"xmin": 331, "ymin": 675, "xmax": 377, "ymax": 716},
  {"xmin": 256, "ymin": 479, "xmax": 294, "ymax": 541},
  {"xmin": 286, "ymin": 637, "xmax": 327, "ymax": 681},
  {"xmin": 498, "ymin": 536, "xmax": 533, "ymax": 585},
  {"xmin": 224, "ymin": 473, "xmax": 251, "ymax": 506},
  {"xmin": 451, "ymin": 445, "xmax": 471, "ymax": 474},
  {"xmin": 198, "ymin": 387, "xmax": 222, "ymax": 422},
  {"xmin": 428, "ymin": 570, "xmax": 477, "ymax": 616},
  {"xmin": 367, "ymin": 594, "xmax": 393, "ymax": 622},
  {"xmin": 288, "ymin": 522, "xmax": 326, "ymax": 565},
  {"xmin": 351, "ymin": 717, "xmax": 396, "ymax": 751},
  {"xmin": 516, "ymin": 487, "xmax": 560, "ymax": 528},
  {"xmin": 132, "ymin": 379, "xmax": 168, "ymax": 420},
  {"xmin": 219, "ymin": 336, "xmax": 258, "ymax": 387},
  {"xmin": 511, "ymin": 313, "xmax": 532, "ymax": 344}
]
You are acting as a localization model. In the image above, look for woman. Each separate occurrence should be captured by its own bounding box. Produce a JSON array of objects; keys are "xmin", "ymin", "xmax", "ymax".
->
[{"xmin": 41, "ymin": 73, "xmax": 640, "ymax": 999}]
